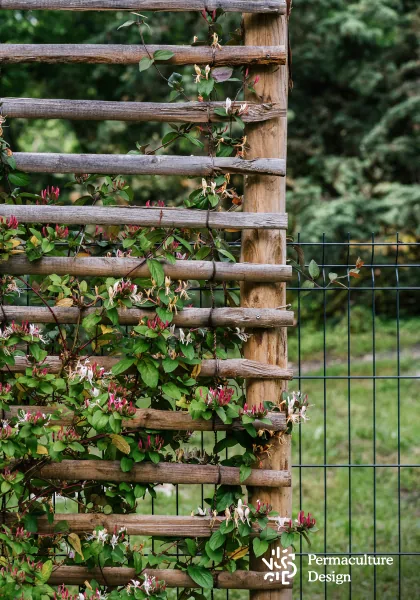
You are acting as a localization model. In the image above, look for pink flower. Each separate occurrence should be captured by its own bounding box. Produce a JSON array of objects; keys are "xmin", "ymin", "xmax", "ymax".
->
[{"xmin": 40, "ymin": 186, "xmax": 60, "ymax": 204}]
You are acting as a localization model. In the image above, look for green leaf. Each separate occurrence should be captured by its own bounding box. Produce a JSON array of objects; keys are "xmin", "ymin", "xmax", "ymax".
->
[
  {"xmin": 117, "ymin": 20, "xmax": 136, "ymax": 29},
  {"xmin": 137, "ymin": 360, "xmax": 159, "ymax": 388},
  {"xmin": 147, "ymin": 258, "xmax": 165, "ymax": 286},
  {"xmin": 280, "ymin": 531, "xmax": 295, "ymax": 549},
  {"xmin": 239, "ymin": 464, "xmax": 252, "ymax": 483},
  {"xmin": 198, "ymin": 77, "xmax": 215, "ymax": 98},
  {"xmin": 162, "ymin": 131, "xmax": 179, "ymax": 145},
  {"xmin": 38, "ymin": 560, "xmax": 53, "ymax": 584},
  {"xmin": 209, "ymin": 528, "xmax": 226, "ymax": 551},
  {"xmin": 153, "ymin": 50, "xmax": 175, "ymax": 61},
  {"xmin": 185, "ymin": 538, "xmax": 197, "ymax": 556},
  {"xmin": 8, "ymin": 171, "xmax": 31, "ymax": 187},
  {"xmin": 162, "ymin": 382, "xmax": 182, "ymax": 400},
  {"xmin": 139, "ymin": 56, "xmax": 154, "ymax": 72},
  {"xmin": 134, "ymin": 551, "xmax": 143, "ymax": 574},
  {"xmin": 253, "ymin": 537, "xmax": 269, "ymax": 558},
  {"xmin": 52, "ymin": 441, "xmax": 66, "ymax": 452},
  {"xmin": 328, "ymin": 272, "xmax": 338, "ymax": 281},
  {"xmin": 120, "ymin": 457, "xmax": 134, "ymax": 472},
  {"xmin": 308, "ymin": 259, "xmax": 320, "ymax": 279},
  {"xmin": 23, "ymin": 513, "xmax": 38, "ymax": 533},
  {"xmin": 112, "ymin": 357, "xmax": 135, "ymax": 375},
  {"xmin": 187, "ymin": 565, "xmax": 214, "ymax": 589}
]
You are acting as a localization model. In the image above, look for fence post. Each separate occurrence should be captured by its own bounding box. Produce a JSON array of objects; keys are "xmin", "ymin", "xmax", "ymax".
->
[{"xmin": 241, "ymin": 8, "xmax": 291, "ymax": 600}]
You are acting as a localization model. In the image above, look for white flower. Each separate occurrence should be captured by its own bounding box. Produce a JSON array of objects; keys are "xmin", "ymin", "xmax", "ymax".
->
[
  {"xmin": 164, "ymin": 276, "xmax": 171, "ymax": 296},
  {"xmin": 204, "ymin": 64, "xmax": 211, "ymax": 79},
  {"xmin": 28, "ymin": 323, "xmax": 48, "ymax": 343},
  {"xmin": 225, "ymin": 97, "xmax": 232, "ymax": 114},
  {"xmin": 234, "ymin": 328, "xmax": 251, "ymax": 342},
  {"xmin": 196, "ymin": 506, "xmax": 207, "ymax": 516},
  {"xmin": 91, "ymin": 387, "xmax": 100, "ymax": 398},
  {"xmin": 238, "ymin": 103, "xmax": 248, "ymax": 115},
  {"xmin": 1, "ymin": 419, "xmax": 10, "ymax": 428},
  {"xmin": 142, "ymin": 575, "xmax": 156, "ymax": 596},
  {"xmin": 179, "ymin": 329, "xmax": 193, "ymax": 345},
  {"xmin": 194, "ymin": 64, "xmax": 202, "ymax": 83},
  {"xmin": 201, "ymin": 178, "xmax": 208, "ymax": 195},
  {"xmin": 110, "ymin": 534, "xmax": 119, "ymax": 549}
]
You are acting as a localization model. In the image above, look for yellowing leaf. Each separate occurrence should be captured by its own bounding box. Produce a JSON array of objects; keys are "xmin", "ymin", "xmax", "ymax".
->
[
  {"xmin": 100, "ymin": 325, "xmax": 114, "ymax": 335},
  {"xmin": 30, "ymin": 235, "xmax": 40, "ymax": 246},
  {"xmin": 228, "ymin": 546, "xmax": 249, "ymax": 560},
  {"xmin": 191, "ymin": 364, "xmax": 201, "ymax": 378},
  {"xmin": 76, "ymin": 252, "xmax": 90, "ymax": 258},
  {"xmin": 11, "ymin": 238, "xmax": 22, "ymax": 248},
  {"xmin": 110, "ymin": 434, "xmax": 131, "ymax": 455},
  {"xmin": 68, "ymin": 533, "xmax": 84, "ymax": 559},
  {"xmin": 175, "ymin": 397, "xmax": 189, "ymax": 409},
  {"xmin": 36, "ymin": 445, "xmax": 49, "ymax": 455},
  {"xmin": 56, "ymin": 297, "xmax": 74, "ymax": 307}
]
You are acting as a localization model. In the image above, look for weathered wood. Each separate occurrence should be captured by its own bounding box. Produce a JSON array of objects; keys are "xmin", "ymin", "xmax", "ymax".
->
[
  {"xmin": 3, "ymin": 355, "xmax": 294, "ymax": 380},
  {"xmin": 0, "ymin": 204, "xmax": 288, "ymax": 230},
  {"xmin": 12, "ymin": 153, "xmax": 285, "ymax": 176},
  {"xmin": 242, "ymin": 9, "xmax": 292, "ymax": 600},
  {"xmin": 4, "ymin": 512, "xmax": 278, "ymax": 537},
  {"xmin": 0, "ymin": 1, "xmax": 287, "ymax": 15},
  {"xmin": 36, "ymin": 459, "xmax": 292, "ymax": 487},
  {"xmin": 0, "ymin": 306, "xmax": 294, "ymax": 328},
  {"xmin": 48, "ymin": 567, "xmax": 288, "ymax": 589},
  {"xmin": 0, "ymin": 45, "xmax": 286, "ymax": 66},
  {"xmin": 0, "ymin": 256, "xmax": 292, "ymax": 282},
  {"xmin": 6, "ymin": 405, "xmax": 287, "ymax": 432},
  {"xmin": 1, "ymin": 98, "xmax": 285, "ymax": 123}
]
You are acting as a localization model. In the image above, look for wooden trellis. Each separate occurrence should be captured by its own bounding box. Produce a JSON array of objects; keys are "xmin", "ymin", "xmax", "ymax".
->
[{"xmin": 1, "ymin": 1, "xmax": 291, "ymax": 598}]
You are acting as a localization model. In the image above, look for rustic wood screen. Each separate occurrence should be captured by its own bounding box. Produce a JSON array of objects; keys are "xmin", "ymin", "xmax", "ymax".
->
[{"xmin": 1, "ymin": 2, "xmax": 292, "ymax": 598}]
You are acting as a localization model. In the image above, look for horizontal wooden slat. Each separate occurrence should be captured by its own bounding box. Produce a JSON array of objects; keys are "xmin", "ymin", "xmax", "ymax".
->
[
  {"xmin": 0, "ymin": 256, "xmax": 292, "ymax": 282},
  {"xmin": 0, "ymin": 98, "xmax": 286, "ymax": 123},
  {"xmin": 6, "ymin": 405, "xmax": 286, "ymax": 432},
  {"xmin": 4, "ymin": 513, "xmax": 278, "ymax": 537},
  {"xmin": 0, "ymin": 45, "xmax": 286, "ymax": 66},
  {"xmin": 36, "ymin": 459, "xmax": 291, "ymax": 487},
  {"xmin": 0, "ymin": 306, "xmax": 294, "ymax": 328},
  {"xmin": 0, "ymin": 204, "xmax": 288, "ymax": 230},
  {"xmin": 12, "ymin": 153, "xmax": 285, "ymax": 176},
  {"xmin": 0, "ymin": 1, "xmax": 287, "ymax": 14},
  {"xmin": 3, "ymin": 355, "xmax": 294, "ymax": 380},
  {"xmin": 48, "ymin": 567, "xmax": 287, "ymax": 589}
]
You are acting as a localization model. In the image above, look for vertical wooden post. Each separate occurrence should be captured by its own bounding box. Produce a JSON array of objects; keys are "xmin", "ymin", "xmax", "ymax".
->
[{"xmin": 241, "ymin": 8, "xmax": 291, "ymax": 600}]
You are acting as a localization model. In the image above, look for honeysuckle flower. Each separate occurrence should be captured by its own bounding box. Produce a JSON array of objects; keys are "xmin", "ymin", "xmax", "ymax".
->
[
  {"xmin": 204, "ymin": 64, "xmax": 211, "ymax": 79},
  {"xmin": 225, "ymin": 97, "xmax": 232, "ymax": 114},
  {"xmin": 164, "ymin": 275, "xmax": 171, "ymax": 296},
  {"xmin": 205, "ymin": 386, "xmax": 234, "ymax": 408},
  {"xmin": 296, "ymin": 510, "xmax": 316, "ymax": 530},
  {"xmin": 175, "ymin": 280, "xmax": 190, "ymax": 300},
  {"xmin": 241, "ymin": 402, "xmax": 268, "ymax": 419},
  {"xmin": 234, "ymin": 327, "xmax": 252, "ymax": 342},
  {"xmin": 107, "ymin": 279, "xmax": 143, "ymax": 307},
  {"xmin": 282, "ymin": 391, "xmax": 311, "ymax": 425},
  {"xmin": 211, "ymin": 32, "xmax": 221, "ymax": 49},
  {"xmin": 179, "ymin": 328, "xmax": 193, "ymax": 345},
  {"xmin": 40, "ymin": 186, "xmax": 60, "ymax": 204},
  {"xmin": 194, "ymin": 64, "xmax": 202, "ymax": 83},
  {"xmin": 234, "ymin": 499, "xmax": 250, "ymax": 526},
  {"xmin": 201, "ymin": 178, "xmax": 208, "ymax": 195}
]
